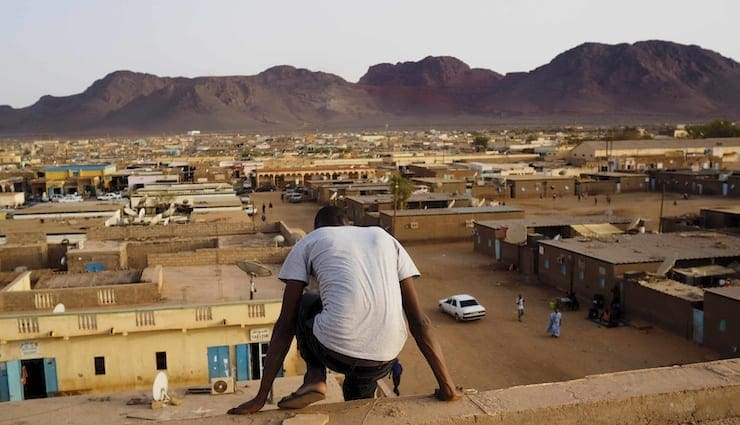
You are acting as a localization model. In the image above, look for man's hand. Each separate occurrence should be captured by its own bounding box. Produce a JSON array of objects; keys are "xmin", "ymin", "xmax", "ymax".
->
[{"xmin": 227, "ymin": 397, "xmax": 266, "ymax": 415}]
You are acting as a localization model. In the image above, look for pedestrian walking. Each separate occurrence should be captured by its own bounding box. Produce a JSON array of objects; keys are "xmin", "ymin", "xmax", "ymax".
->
[
  {"xmin": 516, "ymin": 294, "xmax": 525, "ymax": 322},
  {"xmin": 547, "ymin": 307, "xmax": 562, "ymax": 337},
  {"xmin": 391, "ymin": 359, "xmax": 403, "ymax": 396}
]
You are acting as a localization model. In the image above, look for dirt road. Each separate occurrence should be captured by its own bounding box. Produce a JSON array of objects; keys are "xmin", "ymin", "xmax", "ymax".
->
[{"xmin": 249, "ymin": 190, "xmax": 722, "ymax": 398}]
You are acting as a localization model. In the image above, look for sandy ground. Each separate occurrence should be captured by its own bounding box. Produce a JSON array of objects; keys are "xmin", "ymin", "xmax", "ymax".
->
[{"xmin": 237, "ymin": 191, "xmax": 725, "ymax": 398}]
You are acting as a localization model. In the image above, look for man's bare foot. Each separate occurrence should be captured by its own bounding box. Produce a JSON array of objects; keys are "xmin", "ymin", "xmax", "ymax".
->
[{"xmin": 293, "ymin": 380, "xmax": 327, "ymax": 397}]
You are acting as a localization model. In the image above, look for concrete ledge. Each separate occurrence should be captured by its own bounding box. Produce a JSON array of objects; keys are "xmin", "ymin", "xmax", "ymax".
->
[{"xmin": 0, "ymin": 359, "xmax": 737, "ymax": 424}]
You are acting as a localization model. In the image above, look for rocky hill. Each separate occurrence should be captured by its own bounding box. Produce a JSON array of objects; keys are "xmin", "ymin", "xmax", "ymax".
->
[{"xmin": 1, "ymin": 40, "xmax": 738, "ymax": 134}]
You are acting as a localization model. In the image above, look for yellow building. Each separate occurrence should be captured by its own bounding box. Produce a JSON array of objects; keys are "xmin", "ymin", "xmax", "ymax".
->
[
  {"xmin": 0, "ymin": 266, "xmax": 300, "ymax": 402},
  {"xmin": 43, "ymin": 164, "xmax": 117, "ymax": 196}
]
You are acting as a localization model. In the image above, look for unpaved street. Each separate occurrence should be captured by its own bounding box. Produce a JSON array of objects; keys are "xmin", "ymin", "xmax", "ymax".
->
[{"xmin": 249, "ymin": 190, "xmax": 724, "ymax": 397}]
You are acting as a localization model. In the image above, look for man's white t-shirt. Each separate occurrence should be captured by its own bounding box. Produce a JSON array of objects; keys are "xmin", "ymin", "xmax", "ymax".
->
[{"xmin": 279, "ymin": 226, "xmax": 420, "ymax": 361}]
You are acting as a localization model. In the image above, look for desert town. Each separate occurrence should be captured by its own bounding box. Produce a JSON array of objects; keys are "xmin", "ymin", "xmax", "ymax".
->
[{"xmin": 0, "ymin": 127, "xmax": 738, "ymax": 423}]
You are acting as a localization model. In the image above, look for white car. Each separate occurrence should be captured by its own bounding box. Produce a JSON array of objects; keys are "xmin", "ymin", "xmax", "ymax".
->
[
  {"xmin": 438, "ymin": 294, "xmax": 486, "ymax": 321},
  {"xmin": 97, "ymin": 192, "xmax": 122, "ymax": 201},
  {"xmin": 57, "ymin": 194, "xmax": 83, "ymax": 203}
]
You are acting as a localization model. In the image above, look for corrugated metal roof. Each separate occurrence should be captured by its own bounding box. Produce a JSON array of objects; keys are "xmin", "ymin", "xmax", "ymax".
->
[
  {"xmin": 570, "ymin": 223, "xmax": 624, "ymax": 237},
  {"xmin": 539, "ymin": 232, "xmax": 740, "ymax": 265},
  {"xmin": 636, "ymin": 278, "xmax": 704, "ymax": 302},
  {"xmin": 704, "ymin": 286, "xmax": 740, "ymax": 301},
  {"xmin": 476, "ymin": 215, "xmax": 632, "ymax": 229},
  {"xmin": 672, "ymin": 264, "xmax": 736, "ymax": 278}
]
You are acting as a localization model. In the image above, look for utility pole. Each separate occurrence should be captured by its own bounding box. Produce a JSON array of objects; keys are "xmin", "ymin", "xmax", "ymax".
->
[{"xmin": 658, "ymin": 183, "xmax": 665, "ymax": 233}]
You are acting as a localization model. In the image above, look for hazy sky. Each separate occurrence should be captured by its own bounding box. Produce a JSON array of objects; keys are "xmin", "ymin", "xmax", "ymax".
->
[{"xmin": 1, "ymin": 0, "xmax": 738, "ymax": 108}]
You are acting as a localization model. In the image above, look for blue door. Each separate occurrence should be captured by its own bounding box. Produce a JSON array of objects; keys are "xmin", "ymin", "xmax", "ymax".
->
[
  {"xmin": 85, "ymin": 262, "xmax": 104, "ymax": 272},
  {"xmin": 44, "ymin": 358, "xmax": 58, "ymax": 395},
  {"xmin": 722, "ymin": 183, "xmax": 728, "ymax": 197},
  {"xmin": 494, "ymin": 239, "xmax": 501, "ymax": 260},
  {"xmin": 6, "ymin": 360, "xmax": 23, "ymax": 401},
  {"xmin": 0, "ymin": 362, "xmax": 9, "ymax": 402},
  {"xmin": 235, "ymin": 344, "xmax": 250, "ymax": 381},
  {"xmin": 207, "ymin": 346, "xmax": 230, "ymax": 379},
  {"xmin": 692, "ymin": 308, "xmax": 704, "ymax": 344}
]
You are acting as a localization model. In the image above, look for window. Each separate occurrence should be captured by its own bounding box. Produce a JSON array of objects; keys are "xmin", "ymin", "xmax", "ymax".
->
[
  {"xmin": 94, "ymin": 356, "xmax": 106, "ymax": 375},
  {"xmin": 719, "ymin": 319, "xmax": 726, "ymax": 332},
  {"xmin": 561, "ymin": 264, "xmax": 567, "ymax": 275},
  {"xmin": 579, "ymin": 270, "xmax": 585, "ymax": 281},
  {"xmin": 599, "ymin": 277, "xmax": 606, "ymax": 289},
  {"xmin": 156, "ymin": 351, "xmax": 168, "ymax": 370},
  {"xmin": 544, "ymin": 258, "xmax": 550, "ymax": 269}
]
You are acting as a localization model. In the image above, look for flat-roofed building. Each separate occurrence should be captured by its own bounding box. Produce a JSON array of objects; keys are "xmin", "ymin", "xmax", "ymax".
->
[
  {"xmin": 537, "ymin": 232, "xmax": 740, "ymax": 306},
  {"xmin": 703, "ymin": 286, "xmax": 740, "ymax": 357}
]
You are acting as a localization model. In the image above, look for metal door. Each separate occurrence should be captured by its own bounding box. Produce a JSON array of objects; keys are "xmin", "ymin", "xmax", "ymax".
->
[
  {"xmin": 494, "ymin": 239, "xmax": 501, "ymax": 260},
  {"xmin": 44, "ymin": 358, "xmax": 58, "ymax": 395},
  {"xmin": 235, "ymin": 344, "xmax": 250, "ymax": 381},
  {"xmin": 692, "ymin": 308, "xmax": 704, "ymax": 344},
  {"xmin": 0, "ymin": 362, "xmax": 9, "ymax": 402},
  {"xmin": 207, "ymin": 346, "xmax": 230, "ymax": 379},
  {"xmin": 6, "ymin": 360, "xmax": 23, "ymax": 401}
]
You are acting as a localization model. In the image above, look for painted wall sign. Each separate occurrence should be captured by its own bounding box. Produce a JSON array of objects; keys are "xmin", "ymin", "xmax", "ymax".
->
[{"xmin": 249, "ymin": 328, "xmax": 270, "ymax": 342}]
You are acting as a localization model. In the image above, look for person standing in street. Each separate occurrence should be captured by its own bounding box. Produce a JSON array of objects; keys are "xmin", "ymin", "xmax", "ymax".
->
[
  {"xmin": 547, "ymin": 307, "xmax": 562, "ymax": 337},
  {"xmin": 516, "ymin": 294, "xmax": 525, "ymax": 322}
]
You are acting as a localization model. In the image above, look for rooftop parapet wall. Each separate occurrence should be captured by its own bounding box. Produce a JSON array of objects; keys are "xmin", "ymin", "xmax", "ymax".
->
[
  {"xmin": 0, "ymin": 281, "xmax": 160, "ymax": 312},
  {"xmin": 86, "ymin": 221, "xmax": 256, "ymax": 241},
  {"xmin": 0, "ymin": 301, "xmax": 281, "ymax": 345},
  {"xmin": 148, "ymin": 246, "xmax": 290, "ymax": 267},
  {"xmin": 1, "ymin": 359, "xmax": 735, "ymax": 424}
]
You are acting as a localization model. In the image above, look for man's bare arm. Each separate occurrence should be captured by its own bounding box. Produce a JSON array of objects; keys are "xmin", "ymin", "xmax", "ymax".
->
[
  {"xmin": 400, "ymin": 277, "xmax": 461, "ymax": 401},
  {"xmin": 228, "ymin": 280, "xmax": 305, "ymax": 414}
]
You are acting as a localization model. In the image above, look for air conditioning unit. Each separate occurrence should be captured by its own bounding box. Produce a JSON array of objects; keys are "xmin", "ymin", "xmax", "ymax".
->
[{"xmin": 210, "ymin": 377, "xmax": 235, "ymax": 395}]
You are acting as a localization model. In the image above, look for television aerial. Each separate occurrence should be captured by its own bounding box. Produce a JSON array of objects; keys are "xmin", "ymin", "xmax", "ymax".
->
[{"xmin": 152, "ymin": 371, "xmax": 170, "ymax": 403}]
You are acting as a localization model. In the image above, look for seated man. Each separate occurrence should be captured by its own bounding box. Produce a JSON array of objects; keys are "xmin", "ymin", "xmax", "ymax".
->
[{"xmin": 228, "ymin": 206, "xmax": 460, "ymax": 414}]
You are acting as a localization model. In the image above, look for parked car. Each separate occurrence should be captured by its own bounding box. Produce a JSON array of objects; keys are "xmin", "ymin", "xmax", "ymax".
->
[
  {"xmin": 255, "ymin": 184, "xmax": 277, "ymax": 192},
  {"xmin": 287, "ymin": 192, "xmax": 302, "ymax": 203},
  {"xmin": 244, "ymin": 204, "xmax": 255, "ymax": 215},
  {"xmin": 438, "ymin": 294, "xmax": 486, "ymax": 321},
  {"xmin": 96, "ymin": 192, "xmax": 122, "ymax": 201},
  {"xmin": 57, "ymin": 194, "xmax": 83, "ymax": 203}
]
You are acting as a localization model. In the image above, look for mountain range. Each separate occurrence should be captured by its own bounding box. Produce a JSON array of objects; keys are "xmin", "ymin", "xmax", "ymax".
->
[{"xmin": 1, "ymin": 40, "xmax": 739, "ymax": 135}]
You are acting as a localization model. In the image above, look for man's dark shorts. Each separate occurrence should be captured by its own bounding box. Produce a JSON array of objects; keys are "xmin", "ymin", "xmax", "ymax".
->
[{"xmin": 296, "ymin": 292, "xmax": 395, "ymax": 401}]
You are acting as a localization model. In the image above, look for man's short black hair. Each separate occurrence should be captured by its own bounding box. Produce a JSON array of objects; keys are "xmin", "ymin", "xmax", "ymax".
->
[{"xmin": 314, "ymin": 206, "xmax": 349, "ymax": 229}]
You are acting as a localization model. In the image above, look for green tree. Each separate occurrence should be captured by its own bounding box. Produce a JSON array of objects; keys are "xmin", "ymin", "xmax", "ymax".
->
[
  {"xmin": 687, "ymin": 120, "xmax": 740, "ymax": 138},
  {"xmin": 472, "ymin": 133, "xmax": 490, "ymax": 152},
  {"xmin": 388, "ymin": 175, "xmax": 414, "ymax": 210}
]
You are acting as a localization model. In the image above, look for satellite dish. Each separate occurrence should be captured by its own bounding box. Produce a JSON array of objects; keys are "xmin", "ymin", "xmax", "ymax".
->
[
  {"xmin": 273, "ymin": 235, "xmax": 285, "ymax": 247},
  {"xmin": 138, "ymin": 208, "xmax": 146, "ymax": 218},
  {"xmin": 447, "ymin": 199, "xmax": 456, "ymax": 208},
  {"xmin": 53, "ymin": 303, "xmax": 66, "ymax": 313},
  {"xmin": 329, "ymin": 192, "xmax": 338, "ymax": 201},
  {"xmin": 236, "ymin": 260, "xmax": 272, "ymax": 277},
  {"xmin": 504, "ymin": 223, "xmax": 528, "ymax": 244},
  {"xmin": 477, "ymin": 198, "xmax": 486, "ymax": 207},
  {"xmin": 123, "ymin": 207, "xmax": 138, "ymax": 217},
  {"xmin": 152, "ymin": 371, "xmax": 169, "ymax": 402},
  {"xmin": 627, "ymin": 217, "xmax": 642, "ymax": 231},
  {"xmin": 656, "ymin": 256, "xmax": 676, "ymax": 277},
  {"xmin": 380, "ymin": 175, "xmax": 389, "ymax": 183}
]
